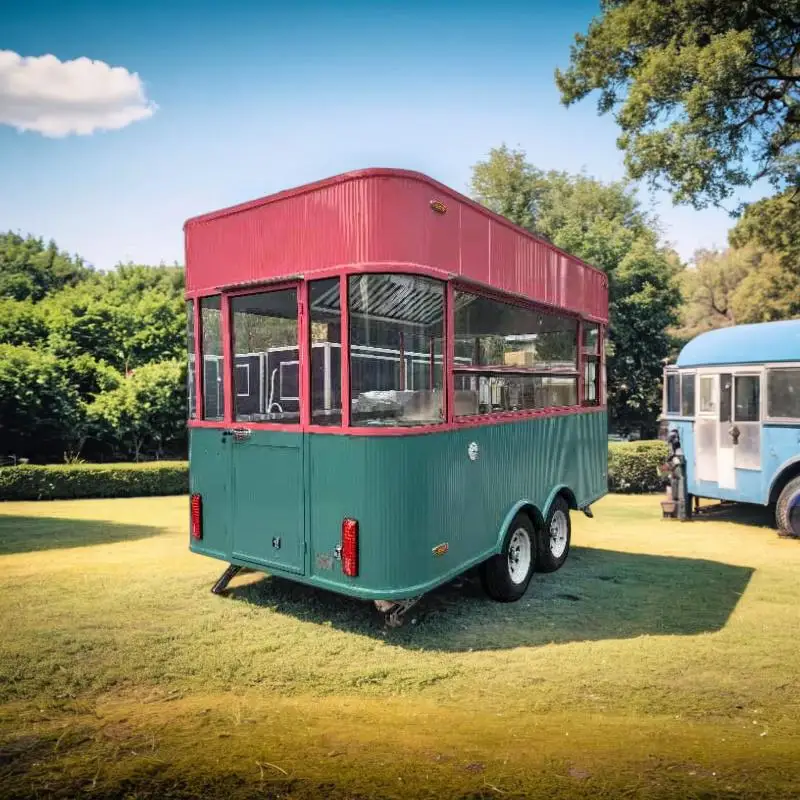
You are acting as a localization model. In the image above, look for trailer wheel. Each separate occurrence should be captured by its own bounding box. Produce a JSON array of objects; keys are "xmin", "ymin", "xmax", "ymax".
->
[
  {"xmin": 536, "ymin": 496, "xmax": 571, "ymax": 573},
  {"xmin": 480, "ymin": 512, "xmax": 535, "ymax": 602},
  {"xmin": 776, "ymin": 476, "xmax": 800, "ymax": 538}
]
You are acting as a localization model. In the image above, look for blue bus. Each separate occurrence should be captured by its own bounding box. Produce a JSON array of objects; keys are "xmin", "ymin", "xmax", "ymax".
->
[{"xmin": 662, "ymin": 320, "xmax": 800, "ymax": 537}]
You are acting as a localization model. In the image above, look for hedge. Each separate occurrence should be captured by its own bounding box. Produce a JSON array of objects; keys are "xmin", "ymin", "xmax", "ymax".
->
[
  {"xmin": 0, "ymin": 442, "xmax": 668, "ymax": 501},
  {"xmin": 0, "ymin": 461, "xmax": 188, "ymax": 501},
  {"xmin": 608, "ymin": 440, "xmax": 669, "ymax": 493}
]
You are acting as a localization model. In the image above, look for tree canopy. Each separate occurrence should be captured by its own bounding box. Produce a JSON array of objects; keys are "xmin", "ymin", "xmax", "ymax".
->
[
  {"xmin": 0, "ymin": 232, "xmax": 188, "ymax": 463},
  {"xmin": 471, "ymin": 145, "xmax": 681, "ymax": 436},
  {"xmin": 556, "ymin": 0, "xmax": 800, "ymax": 209}
]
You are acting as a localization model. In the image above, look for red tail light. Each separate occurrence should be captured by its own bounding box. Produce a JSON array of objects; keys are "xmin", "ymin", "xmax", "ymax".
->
[
  {"xmin": 190, "ymin": 493, "xmax": 202, "ymax": 539},
  {"xmin": 342, "ymin": 518, "xmax": 358, "ymax": 577}
]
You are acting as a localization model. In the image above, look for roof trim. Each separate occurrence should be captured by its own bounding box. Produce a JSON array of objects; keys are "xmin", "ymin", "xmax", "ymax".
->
[{"xmin": 182, "ymin": 167, "xmax": 606, "ymax": 280}]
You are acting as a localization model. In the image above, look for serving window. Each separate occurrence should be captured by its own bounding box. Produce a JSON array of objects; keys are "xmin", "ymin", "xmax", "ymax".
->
[
  {"xmin": 453, "ymin": 290, "xmax": 579, "ymax": 417},
  {"xmin": 347, "ymin": 274, "xmax": 445, "ymax": 427}
]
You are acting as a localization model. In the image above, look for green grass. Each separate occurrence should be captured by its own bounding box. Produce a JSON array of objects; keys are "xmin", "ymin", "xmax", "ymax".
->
[{"xmin": 1, "ymin": 495, "xmax": 799, "ymax": 798}]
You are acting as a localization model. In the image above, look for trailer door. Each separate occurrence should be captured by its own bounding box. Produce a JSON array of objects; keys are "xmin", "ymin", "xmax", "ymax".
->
[{"xmin": 227, "ymin": 286, "xmax": 306, "ymax": 576}]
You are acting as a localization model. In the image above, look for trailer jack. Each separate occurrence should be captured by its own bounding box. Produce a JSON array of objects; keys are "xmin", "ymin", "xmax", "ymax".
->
[
  {"xmin": 374, "ymin": 597, "xmax": 422, "ymax": 628},
  {"xmin": 211, "ymin": 564, "xmax": 243, "ymax": 595}
]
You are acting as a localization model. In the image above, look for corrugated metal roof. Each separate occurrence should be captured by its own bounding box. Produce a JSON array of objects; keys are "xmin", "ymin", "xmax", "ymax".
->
[{"xmin": 676, "ymin": 320, "xmax": 800, "ymax": 367}]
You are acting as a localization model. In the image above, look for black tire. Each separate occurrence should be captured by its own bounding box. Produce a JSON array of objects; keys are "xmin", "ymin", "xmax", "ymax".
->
[
  {"xmin": 480, "ymin": 512, "xmax": 535, "ymax": 602},
  {"xmin": 536, "ymin": 496, "xmax": 571, "ymax": 573},
  {"xmin": 776, "ymin": 476, "xmax": 800, "ymax": 538}
]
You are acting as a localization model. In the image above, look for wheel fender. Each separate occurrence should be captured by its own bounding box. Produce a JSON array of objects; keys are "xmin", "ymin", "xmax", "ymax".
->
[
  {"xmin": 543, "ymin": 484, "xmax": 577, "ymax": 519},
  {"xmin": 768, "ymin": 456, "xmax": 800, "ymax": 504},
  {"xmin": 493, "ymin": 500, "xmax": 544, "ymax": 554}
]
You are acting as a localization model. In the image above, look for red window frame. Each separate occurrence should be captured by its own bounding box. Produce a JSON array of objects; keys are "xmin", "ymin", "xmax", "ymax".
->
[{"xmin": 186, "ymin": 267, "xmax": 606, "ymax": 435}]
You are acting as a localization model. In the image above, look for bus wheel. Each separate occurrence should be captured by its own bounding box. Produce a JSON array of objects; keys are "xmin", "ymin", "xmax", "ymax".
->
[
  {"xmin": 776, "ymin": 476, "xmax": 800, "ymax": 538},
  {"xmin": 536, "ymin": 496, "xmax": 571, "ymax": 573},
  {"xmin": 480, "ymin": 512, "xmax": 535, "ymax": 602}
]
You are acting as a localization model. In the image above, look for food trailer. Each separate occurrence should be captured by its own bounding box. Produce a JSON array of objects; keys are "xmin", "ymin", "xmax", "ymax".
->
[{"xmin": 184, "ymin": 168, "xmax": 609, "ymax": 624}]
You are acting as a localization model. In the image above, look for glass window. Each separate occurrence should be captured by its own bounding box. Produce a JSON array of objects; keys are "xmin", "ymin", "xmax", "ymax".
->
[
  {"xmin": 665, "ymin": 373, "xmax": 680, "ymax": 415},
  {"xmin": 767, "ymin": 369, "xmax": 800, "ymax": 419},
  {"xmin": 349, "ymin": 274, "xmax": 444, "ymax": 426},
  {"xmin": 699, "ymin": 376, "xmax": 716, "ymax": 414},
  {"xmin": 454, "ymin": 373, "xmax": 577, "ymax": 416},
  {"xmin": 187, "ymin": 301, "xmax": 197, "ymax": 419},
  {"xmin": 719, "ymin": 373, "xmax": 733, "ymax": 422},
  {"xmin": 735, "ymin": 375, "xmax": 760, "ymax": 422},
  {"xmin": 454, "ymin": 291, "xmax": 578, "ymax": 370},
  {"xmin": 309, "ymin": 278, "xmax": 342, "ymax": 426},
  {"xmin": 584, "ymin": 357, "xmax": 599, "ymax": 404},
  {"xmin": 231, "ymin": 289, "xmax": 299, "ymax": 423},
  {"xmin": 200, "ymin": 296, "xmax": 224, "ymax": 421},
  {"xmin": 681, "ymin": 373, "xmax": 695, "ymax": 417},
  {"xmin": 582, "ymin": 323, "xmax": 600, "ymax": 354}
]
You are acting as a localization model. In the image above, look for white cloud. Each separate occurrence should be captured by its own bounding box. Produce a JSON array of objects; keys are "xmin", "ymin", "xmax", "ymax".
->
[{"xmin": 0, "ymin": 50, "xmax": 156, "ymax": 137}]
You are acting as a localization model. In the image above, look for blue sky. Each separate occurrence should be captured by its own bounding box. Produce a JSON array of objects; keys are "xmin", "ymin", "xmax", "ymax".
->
[{"xmin": 1, "ymin": 0, "xmax": 766, "ymax": 271}]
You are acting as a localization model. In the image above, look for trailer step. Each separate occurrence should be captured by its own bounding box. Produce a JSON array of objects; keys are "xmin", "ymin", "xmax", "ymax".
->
[{"xmin": 211, "ymin": 564, "xmax": 243, "ymax": 595}]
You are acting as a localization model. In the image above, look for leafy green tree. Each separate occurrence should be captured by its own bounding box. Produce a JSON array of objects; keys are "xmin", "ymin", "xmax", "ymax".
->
[
  {"xmin": 673, "ymin": 247, "xmax": 756, "ymax": 342},
  {"xmin": 88, "ymin": 360, "xmax": 187, "ymax": 461},
  {"xmin": 0, "ymin": 232, "xmax": 92, "ymax": 301},
  {"xmin": 728, "ymin": 189, "xmax": 800, "ymax": 273},
  {"xmin": 556, "ymin": 0, "xmax": 800, "ymax": 208},
  {"xmin": 730, "ymin": 250, "xmax": 800, "ymax": 323},
  {"xmin": 0, "ymin": 344, "xmax": 85, "ymax": 462},
  {"xmin": 43, "ymin": 263, "xmax": 186, "ymax": 372},
  {"xmin": 0, "ymin": 299, "xmax": 48, "ymax": 346},
  {"xmin": 470, "ymin": 145, "xmax": 681, "ymax": 435}
]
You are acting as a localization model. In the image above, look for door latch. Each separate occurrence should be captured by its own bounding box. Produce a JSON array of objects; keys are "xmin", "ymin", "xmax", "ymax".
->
[
  {"xmin": 729, "ymin": 425, "xmax": 741, "ymax": 445},
  {"xmin": 272, "ymin": 537, "xmax": 281, "ymax": 549}
]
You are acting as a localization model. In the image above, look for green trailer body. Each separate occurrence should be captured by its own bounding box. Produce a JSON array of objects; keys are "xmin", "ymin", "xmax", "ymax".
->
[{"xmin": 189, "ymin": 410, "xmax": 607, "ymax": 600}]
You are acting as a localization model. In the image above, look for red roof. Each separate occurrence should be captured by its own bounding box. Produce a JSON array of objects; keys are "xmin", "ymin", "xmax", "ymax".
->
[{"xmin": 184, "ymin": 168, "xmax": 608, "ymax": 322}]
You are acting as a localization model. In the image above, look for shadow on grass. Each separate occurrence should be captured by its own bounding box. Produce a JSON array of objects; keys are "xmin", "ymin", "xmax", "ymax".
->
[
  {"xmin": 691, "ymin": 501, "xmax": 777, "ymax": 530},
  {"xmin": 226, "ymin": 546, "xmax": 754, "ymax": 652},
  {"xmin": 0, "ymin": 515, "xmax": 165, "ymax": 555}
]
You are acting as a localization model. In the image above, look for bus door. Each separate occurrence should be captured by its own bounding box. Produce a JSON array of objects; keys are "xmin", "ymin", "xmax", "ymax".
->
[
  {"xmin": 226, "ymin": 286, "xmax": 306, "ymax": 576},
  {"xmin": 731, "ymin": 370, "xmax": 762, "ymax": 474},
  {"xmin": 696, "ymin": 373, "xmax": 723, "ymax": 486}
]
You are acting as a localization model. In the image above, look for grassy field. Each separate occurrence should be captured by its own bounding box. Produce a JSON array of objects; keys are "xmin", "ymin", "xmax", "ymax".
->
[{"xmin": 1, "ymin": 494, "xmax": 799, "ymax": 798}]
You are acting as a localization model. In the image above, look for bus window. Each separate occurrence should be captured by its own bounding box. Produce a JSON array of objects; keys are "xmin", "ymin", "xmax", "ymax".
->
[
  {"xmin": 348, "ymin": 274, "xmax": 445, "ymax": 426},
  {"xmin": 734, "ymin": 375, "xmax": 760, "ymax": 422},
  {"xmin": 231, "ymin": 288, "xmax": 299, "ymax": 423},
  {"xmin": 309, "ymin": 278, "xmax": 342, "ymax": 426},
  {"xmin": 767, "ymin": 368, "xmax": 800, "ymax": 420},
  {"xmin": 665, "ymin": 373, "xmax": 680, "ymax": 415},
  {"xmin": 681, "ymin": 373, "xmax": 696, "ymax": 417},
  {"xmin": 187, "ymin": 300, "xmax": 197, "ymax": 420},
  {"xmin": 200, "ymin": 295, "xmax": 224, "ymax": 421}
]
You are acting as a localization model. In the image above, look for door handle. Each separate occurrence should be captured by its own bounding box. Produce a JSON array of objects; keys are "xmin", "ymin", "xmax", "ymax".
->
[{"xmin": 729, "ymin": 425, "xmax": 740, "ymax": 445}]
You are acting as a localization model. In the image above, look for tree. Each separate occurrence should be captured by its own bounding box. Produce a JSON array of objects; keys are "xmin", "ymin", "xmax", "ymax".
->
[
  {"xmin": 728, "ymin": 188, "xmax": 800, "ymax": 273},
  {"xmin": 0, "ymin": 299, "xmax": 48, "ymax": 346},
  {"xmin": 556, "ymin": 1, "xmax": 800, "ymax": 209},
  {"xmin": 88, "ymin": 360, "xmax": 188, "ymax": 461},
  {"xmin": 730, "ymin": 249, "xmax": 800, "ymax": 322},
  {"xmin": 673, "ymin": 247, "xmax": 756, "ymax": 342},
  {"xmin": 0, "ymin": 232, "xmax": 92, "ymax": 301},
  {"xmin": 673, "ymin": 244, "xmax": 800, "ymax": 346},
  {"xmin": 43, "ymin": 263, "xmax": 186, "ymax": 373},
  {"xmin": 0, "ymin": 344, "xmax": 85, "ymax": 462},
  {"xmin": 470, "ymin": 145, "xmax": 681, "ymax": 435}
]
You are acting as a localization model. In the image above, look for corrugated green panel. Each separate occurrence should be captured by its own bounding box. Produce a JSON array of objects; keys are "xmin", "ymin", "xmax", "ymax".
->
[
  {"xmin": 307, "ymin": 411, "xmax": 607, "ymax": 599},
  {"xmin": 188, "ymin": 411, "xmax": 608, "ymax": 600},
  {"xmin": 230, "ymin": 437, "xmax": 305, "ymax": 574},
  {"xmin": 188, "ymin": 428, "xmax": 231, "ymax": 559}
]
